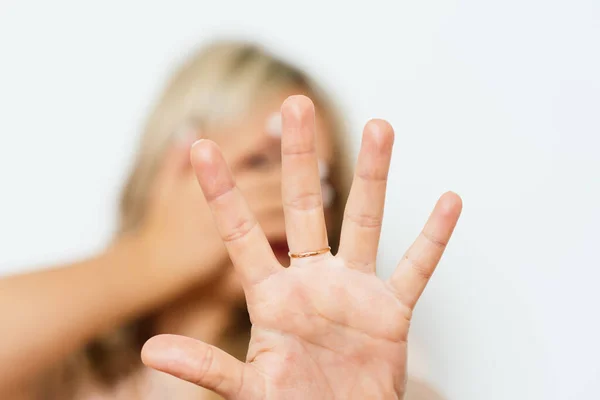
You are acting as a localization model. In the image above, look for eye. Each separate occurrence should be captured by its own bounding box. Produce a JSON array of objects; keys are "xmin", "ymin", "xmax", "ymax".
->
[{"xmin": 243, "ymin": 153, "xmax": 270, "ymax": 169}]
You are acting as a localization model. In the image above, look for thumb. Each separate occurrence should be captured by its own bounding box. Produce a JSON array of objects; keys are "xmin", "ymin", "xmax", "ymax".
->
[{"xmin": 142, "ymin": 334, "xmax": 249, "ymax": 398}]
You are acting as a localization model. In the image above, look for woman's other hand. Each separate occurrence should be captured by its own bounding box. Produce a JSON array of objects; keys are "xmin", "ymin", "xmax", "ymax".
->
[
  {"xmin": 125, "ymin": 133, "xmax": 229, "ymax": 285},
  {"xmin": 142, "ymin": 95, "xmax": 462, "ymax": 399}
]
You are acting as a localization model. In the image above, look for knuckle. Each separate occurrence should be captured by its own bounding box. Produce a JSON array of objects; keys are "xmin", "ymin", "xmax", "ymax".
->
[
  {"xmin": 281, "ymin": 144, "xmax": 315, "ymax": 156},
  {"xmin": 421, "ymin": 230, "xmax": 448, "ymax": 249},
  {"xmin": 344, "ymin": 210, "xmax": 383, "ymax": 229},
  {"xmin": 221, "ymin": 217, "xmax": 257, "ymax": 243},
  {"xmin": 194, "ymin": 345, "xmax": 215, "ymax": 385},
  {"xmin": 356, "ymin": 167, "xmax": 388, "ymax": 182},
  {"xmin": 285, "ymin": 191, "xmax": 323, "ymax": 211},
  {"xmin": 405, "ymin": 255, "xmax": 433, "ymax": 280}
]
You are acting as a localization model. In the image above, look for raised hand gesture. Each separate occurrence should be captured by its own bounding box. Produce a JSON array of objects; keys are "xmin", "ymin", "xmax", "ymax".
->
[{"xmin": 142, "ymin": 95, "xmax": 462, "ymax": 399}]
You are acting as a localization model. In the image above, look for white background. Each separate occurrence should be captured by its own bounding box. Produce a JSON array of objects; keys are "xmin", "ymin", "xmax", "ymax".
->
[{"xmin": 1, "ymin": 1, "xmax": 599, "ymax": 399}]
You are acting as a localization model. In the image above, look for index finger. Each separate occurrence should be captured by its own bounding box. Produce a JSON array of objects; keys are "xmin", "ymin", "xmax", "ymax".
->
[{"xmin": 191, "ymin": 139, "xmax": 281, "ymax": 286}]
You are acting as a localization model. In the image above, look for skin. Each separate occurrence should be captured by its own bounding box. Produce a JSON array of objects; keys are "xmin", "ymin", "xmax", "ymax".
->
[
  {"xmin": 151, "ymin": 87, "xmax": 336, "ymax": 339},
  {"xmin": 0, "ymin": 88, "xmax": 336, "ymax": 399},
  {"xmin": 0, "ymin": 89, "xmax": 459, "ymax": 399},
  {"xmin": 141, "ymin": 95, "xmax": 463, "ymax": 399}
]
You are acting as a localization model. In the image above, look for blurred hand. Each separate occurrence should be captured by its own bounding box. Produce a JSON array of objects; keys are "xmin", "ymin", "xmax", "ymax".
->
[
  {"xmin": 131, "ymin": 133, "xmax": 229, "ymax": 284},
  {"xmin": 142, "ymin": 96, "xmax": 462, "ymax": 399}
]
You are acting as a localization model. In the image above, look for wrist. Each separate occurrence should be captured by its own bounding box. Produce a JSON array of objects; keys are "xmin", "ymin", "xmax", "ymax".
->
[
  {"xmin": 112, "ymin": 227, "xmax": 229, "ymax": 289},
  {"xmin": 100, "ymin": 233, "xmax": 193, "ymax": 315}
]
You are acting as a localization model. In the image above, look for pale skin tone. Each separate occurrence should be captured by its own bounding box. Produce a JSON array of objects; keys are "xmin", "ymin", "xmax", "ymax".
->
[
  {"xmin": 141, "ymin": 95, "xmax": 462, "ymax": 399},
  {"xmin": 0, "ymin": 90, "xmax": 459, "ymax": 399},
  {"xmin": 0, "ymin": 89, "xmax": 333, "ymax": 398}
]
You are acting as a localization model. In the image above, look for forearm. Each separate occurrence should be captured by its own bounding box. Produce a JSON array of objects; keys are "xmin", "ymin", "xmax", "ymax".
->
[{"xmin": 0, "ymin": 235, "xmax": 222, "ymax": 391}]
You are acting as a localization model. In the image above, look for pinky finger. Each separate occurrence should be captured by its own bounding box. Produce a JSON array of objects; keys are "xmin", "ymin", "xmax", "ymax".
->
[
  {"xmin": 142, "ymin": 334, "xmax": 258, "ymax": 398},
  {"xmin": 388, "ymin": 192, "xmax": 462, "ymax": 309}
]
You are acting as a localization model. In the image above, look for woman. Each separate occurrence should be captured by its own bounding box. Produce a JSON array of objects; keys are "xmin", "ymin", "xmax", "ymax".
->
[{"xmin": 0, "ymin": 41, "xmax": 459, "ymax": 399}]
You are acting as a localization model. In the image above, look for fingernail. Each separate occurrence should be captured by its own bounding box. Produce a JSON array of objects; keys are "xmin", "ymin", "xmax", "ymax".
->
[{"xmin": 191, "ymin": 138, "xmax": 206, "ymax": 149}]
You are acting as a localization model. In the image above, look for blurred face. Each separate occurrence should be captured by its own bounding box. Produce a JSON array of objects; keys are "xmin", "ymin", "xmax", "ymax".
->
[{"xmin": 206, "ymin": 89, "xmax": 335, "ymax": 267}]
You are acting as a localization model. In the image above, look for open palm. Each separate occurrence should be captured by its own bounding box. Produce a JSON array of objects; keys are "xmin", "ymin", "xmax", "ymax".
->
[{"xmin": 142, "ymin": 95, "xmax": 462, "ymax": 399}]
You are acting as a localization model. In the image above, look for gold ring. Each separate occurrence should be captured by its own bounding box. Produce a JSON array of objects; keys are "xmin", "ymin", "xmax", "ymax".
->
[{"xmin": 288, "ymin": 246, "xmax": 331, "ymax": 259}]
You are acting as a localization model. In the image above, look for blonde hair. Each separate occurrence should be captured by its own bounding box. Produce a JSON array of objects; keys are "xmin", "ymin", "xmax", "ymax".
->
[
  {"xmin": 60, "ymin": 40, "xmax": 352, "ymax": 394},
  {"xmin": 120, "ymin": 40, "xmax": 351, "ymax": 236}
]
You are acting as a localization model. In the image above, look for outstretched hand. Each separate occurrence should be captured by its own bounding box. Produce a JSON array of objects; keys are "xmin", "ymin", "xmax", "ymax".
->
[{"xmin": 142, "ymin": 95, "xmax": 462, "ymax": 399}]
